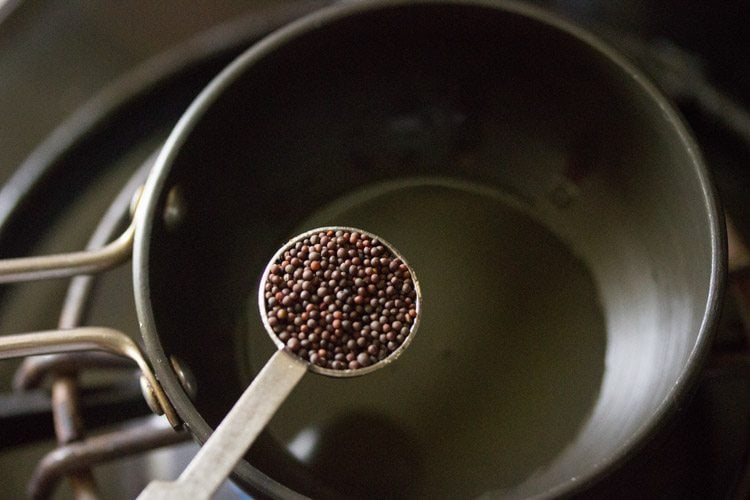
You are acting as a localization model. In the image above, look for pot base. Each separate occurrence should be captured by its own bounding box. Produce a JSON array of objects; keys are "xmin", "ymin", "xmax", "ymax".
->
[{"xmin": 244, "ymin": 177, "xmax": 607, "ymax": 498}]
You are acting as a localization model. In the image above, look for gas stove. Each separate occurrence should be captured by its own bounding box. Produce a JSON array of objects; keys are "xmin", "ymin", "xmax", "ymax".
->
[{"xmin": 0, "ymin": 1, "xmax": 748, "ymax": 499}]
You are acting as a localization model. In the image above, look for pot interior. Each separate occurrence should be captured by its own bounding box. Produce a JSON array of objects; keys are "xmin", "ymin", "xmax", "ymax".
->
[{"xmin": 140, "ymin": 2, "xmax": 720, "ymax": 498}]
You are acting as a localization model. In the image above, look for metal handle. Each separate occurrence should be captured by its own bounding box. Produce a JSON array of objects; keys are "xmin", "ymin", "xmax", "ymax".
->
[
  {"xmin": 0, "ymin": 327, "xmax": 180, "ymax": 427},
  {"xmin": 0, "ymin": 214, "xmax": 135, "ymax": 284},
  {"xmin": 138, "ymin": 349, "xmax": 308, "ymax": 500},
  {"xmin": 0, "ymin": 185, "xmax": 140, "ymax": 283}
]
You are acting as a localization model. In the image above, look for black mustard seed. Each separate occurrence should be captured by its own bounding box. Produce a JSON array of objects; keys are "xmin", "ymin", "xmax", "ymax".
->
[{"xmin": 264, "ymin": 229, "xmax": 417, "ymax": 370}]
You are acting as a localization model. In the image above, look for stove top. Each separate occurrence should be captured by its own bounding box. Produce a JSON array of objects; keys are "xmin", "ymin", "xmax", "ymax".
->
[{"xmin": 0, "ymin": 1, "xmax": 748, "ymax": 499}]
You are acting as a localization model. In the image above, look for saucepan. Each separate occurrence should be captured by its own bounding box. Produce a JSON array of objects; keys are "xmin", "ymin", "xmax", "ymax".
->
[{"xmin": 0, "ymin": 0, "xmax": 725, "ymax": 498}]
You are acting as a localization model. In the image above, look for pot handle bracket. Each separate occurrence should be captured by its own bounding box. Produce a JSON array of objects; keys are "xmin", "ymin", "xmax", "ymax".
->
[
  {"xmin": 0, "ymin": 189, "xmax": 181, "ymax": 428},
  {"xmin": 0, "ymin": 327, "xmax": 180, "ymax": 427}
]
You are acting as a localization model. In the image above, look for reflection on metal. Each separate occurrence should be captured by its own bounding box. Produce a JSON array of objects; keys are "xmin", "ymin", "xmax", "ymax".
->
[
  {"xmin": 727, "ymin": 218, "xmax": 750, "ymax": 346},
  {"xmin": 0, "ymin": 218, "xmax": 135, "ymax": 283},
  {"xmin": 0, "ymin": 0, "xmax": 22, "ymax": 27},
  {"xmin": 13, "ymin": 352, "xmax": 134, "ymax": 391},
  {"xmin": 0, "ymin": 327, "xmax": 179, "ymax": 428},
  {"xmin": 140, "ymin": 374, "xmax": 165, "ymax": 417},
  {"xmin": 162, "ymin": 185, "xmax": 186, "ymax": 233},
  {"xmin": 0, "ymin": 181, "xmax": 141, "ymax": 284},
  {"xmin": 728, "ymin": 218, "xmax": 750, "ymax": 274}
]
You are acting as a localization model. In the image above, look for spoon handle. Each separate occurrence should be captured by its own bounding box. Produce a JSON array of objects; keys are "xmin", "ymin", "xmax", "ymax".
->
[{"xmin": 138, "ymin": 349, "xmax": 307, "ymax": 500}]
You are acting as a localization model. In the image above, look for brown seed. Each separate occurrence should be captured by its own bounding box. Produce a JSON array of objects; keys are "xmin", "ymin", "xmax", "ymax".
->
[
  {"xmin": 264, "ymin": 229, "xmax": 417, "ymax": 371},
  {"xmin": 356, "ymin": 352, "xmax": 371, "ymax": 367},
  {"xmin": 286, "ymin": 338, "xmax": 300, "ymax": 352}
]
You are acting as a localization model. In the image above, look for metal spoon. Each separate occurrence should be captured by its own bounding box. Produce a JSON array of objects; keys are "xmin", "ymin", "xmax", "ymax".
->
[{"xmin": 139, "ymin": 227, "xmax": 421, "ymax": 499}]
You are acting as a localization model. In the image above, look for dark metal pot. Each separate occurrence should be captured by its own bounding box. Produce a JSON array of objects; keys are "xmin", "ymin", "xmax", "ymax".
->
[{"xmin": 15, "ymin": 0, "xmax": 721, "ymax": 498}]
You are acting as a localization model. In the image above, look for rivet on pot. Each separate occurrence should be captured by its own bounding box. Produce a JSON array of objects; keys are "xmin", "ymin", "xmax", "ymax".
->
[
  {"xmin": 170, "ymin": 355, "xmax": 197, "ymax": 400},
  {"xmin": 162, "ymin": 185, "xmax": 186, "ymax": 232},
  {"xmin": 547, "ymin": 177, "xmax": 580, "ymax": 209}
]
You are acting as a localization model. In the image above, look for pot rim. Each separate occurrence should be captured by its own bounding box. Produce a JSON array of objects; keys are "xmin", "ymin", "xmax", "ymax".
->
[{"xmin": 133, "ymin": 0, "xmax": 727, "ymax": 498}]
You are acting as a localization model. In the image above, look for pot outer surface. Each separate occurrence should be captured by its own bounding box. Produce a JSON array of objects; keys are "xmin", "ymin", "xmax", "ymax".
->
[{"xmin": 134, "ymin": 1, "xmax": 724, "ymax": 498}]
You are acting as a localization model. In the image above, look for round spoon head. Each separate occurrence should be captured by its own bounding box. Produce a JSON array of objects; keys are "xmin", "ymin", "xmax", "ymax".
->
[{"xmin": 258, "ymin": 227, "xmax": 421, "ymax": 377}]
